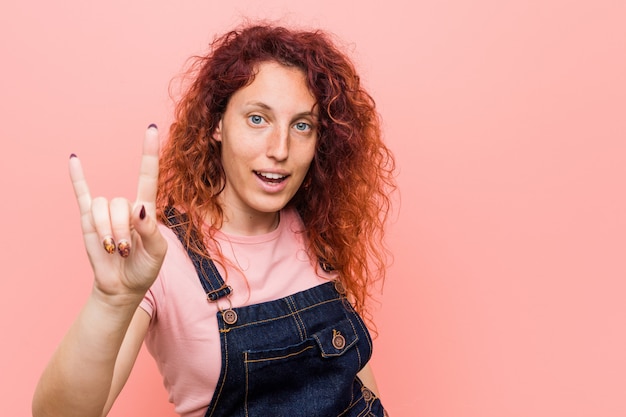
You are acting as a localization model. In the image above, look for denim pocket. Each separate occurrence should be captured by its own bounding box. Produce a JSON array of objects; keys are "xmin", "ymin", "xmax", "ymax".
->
[
  {"xmin": 244, "ymin": 317, "xmax": 359, "ymax": 363},
  {"xmin": 244, "ymin": 318, "xmax": 361, "ymax": 417},
  {"xmin": 313, "ymin": 317, "xmax": 359, "ymax": 358}
]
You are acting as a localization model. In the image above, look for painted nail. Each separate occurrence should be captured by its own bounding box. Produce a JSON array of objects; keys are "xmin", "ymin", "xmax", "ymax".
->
[
  {"xmin": 102, "ymin": 236, "xmax": 116, "ymax": 254},
  {"xmin": 70, "ymin": 153, "xmax": 77, "ymax": 159},
  {"xmin": 147, "ymin": 123, "xmax": 158, "ymax": 130},
  {"xmin": 117, "ymin": 239, "xmax": 131, "ymax": 258},
  {"xmin": 139, "ymin": 205, "xmax": 146, "ymax": 220}
]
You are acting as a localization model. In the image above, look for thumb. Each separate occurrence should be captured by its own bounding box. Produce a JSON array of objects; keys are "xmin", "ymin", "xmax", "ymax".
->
[{"xmin": 132, "ymin": 204, "xmax": 167, "ymax": 260}]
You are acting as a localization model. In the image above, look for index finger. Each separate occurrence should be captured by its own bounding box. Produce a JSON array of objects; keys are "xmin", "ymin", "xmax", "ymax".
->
[
  {"xmin": 135, "ymin": 124, "xmax": 160, "ymax": 207},
  {"xmin": 69, "ymin": 154, "xmax": 93, "ymax": 217}
]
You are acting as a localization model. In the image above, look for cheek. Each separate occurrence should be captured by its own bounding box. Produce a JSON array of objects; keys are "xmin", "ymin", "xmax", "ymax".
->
[
  {"xmin": 222, "ymin": 140, "xmax": 254, "ymax": 166},
  {"xmin": 301, "ymin": 142, "xmax": 317, "ymax": 169},
  {"xmin": 295, "ymin": 157, "xmax": 314, "ymax": 178},
  {"xmin": 306, "ymin": 149, "xmax": 317, "ymax": 171}
]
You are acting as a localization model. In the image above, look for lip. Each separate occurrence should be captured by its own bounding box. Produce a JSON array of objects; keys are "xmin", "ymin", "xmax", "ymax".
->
[
  {"xmin": 253, "ymin": 170, "xmax": 290, "ymax": 193},
  {"xmin": 255, "ymin": 168, "xmax": 290, "ymax": 176}
]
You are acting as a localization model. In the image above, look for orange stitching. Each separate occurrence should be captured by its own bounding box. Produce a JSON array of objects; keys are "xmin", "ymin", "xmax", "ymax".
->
[
  {"xmin": 244, "ymin": 351, "xmax": 249, "ymax": 417},
  {"xmin": 222, "ymin": 298, "xmax": 341, "ymax": 330},
  {"xmin": 287, "ymin": 296, "xmax": 308, "ymax": 340},
  {"xmin": 206, "ymin": 332, "xmax": 229, "ymax": 417},
  {"xmin": 244, "ymin": 345, "xmax": 315, "ymax": 363}
]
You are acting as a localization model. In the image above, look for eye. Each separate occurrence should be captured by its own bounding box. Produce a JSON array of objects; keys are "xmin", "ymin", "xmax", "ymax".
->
[
  {"xmin": 294, "ymin": 122, "xmax": 311, "ymax": 132},
  {"xmin": 249, "ymin": 115, "xmax": 265, "ymax": 125}
]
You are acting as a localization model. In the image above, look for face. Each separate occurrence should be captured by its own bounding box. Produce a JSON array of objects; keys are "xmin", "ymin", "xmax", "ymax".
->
[{"xmin": 212, "ymin": 61, "xmax": 318, "ymax": 224}]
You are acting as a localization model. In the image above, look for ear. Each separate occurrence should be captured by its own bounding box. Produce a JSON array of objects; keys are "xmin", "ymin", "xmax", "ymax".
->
[{"xmin": 212, "ymin": 119, "xmax": 223, "ymax": 142}]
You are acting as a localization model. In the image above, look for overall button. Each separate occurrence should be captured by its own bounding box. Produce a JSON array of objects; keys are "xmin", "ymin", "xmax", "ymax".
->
[
  {"xmin": 334, "ymin": 280, "xmax": 346, "ymax": 295},
  {"xmin": 222, "ymin": 309, "xmax": 238, "ymax": 325},
  {"xmin": 332, "ymin": 330, "xmax": 346, "ymax": 350},
  {"xmin": 362, "ymin": 387, "xmax": 374, "ymax": 402}
]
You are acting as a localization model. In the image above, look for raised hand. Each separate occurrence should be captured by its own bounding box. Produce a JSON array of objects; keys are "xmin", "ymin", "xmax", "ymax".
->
[{"xmin": 69, "ymin": 125, "xmax": 167, "ymax": 301}]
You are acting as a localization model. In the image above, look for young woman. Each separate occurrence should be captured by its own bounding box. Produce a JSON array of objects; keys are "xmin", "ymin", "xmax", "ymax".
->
[{"xmin": 33, "ymin": 24, "xmax": 395, "ymax": 417}]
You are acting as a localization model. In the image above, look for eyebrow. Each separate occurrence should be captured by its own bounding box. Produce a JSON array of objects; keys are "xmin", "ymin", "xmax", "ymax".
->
[{"xmin": 246, "ymin": 101, "xmax": 319, "ymax": 119}]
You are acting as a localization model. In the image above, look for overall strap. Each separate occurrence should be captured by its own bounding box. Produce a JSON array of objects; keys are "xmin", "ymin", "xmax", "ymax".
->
[{"xmin": 164, "ymin": 206, "xmax": 232, "ymax": 301}]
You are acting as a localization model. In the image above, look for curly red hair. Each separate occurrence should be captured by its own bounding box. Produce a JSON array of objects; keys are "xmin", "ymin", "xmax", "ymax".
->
[{"xmin": 157, "ymin": 24, "xmax": 396, "ymax": 321}]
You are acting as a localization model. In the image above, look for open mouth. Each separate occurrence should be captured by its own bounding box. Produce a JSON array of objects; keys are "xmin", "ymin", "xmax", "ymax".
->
[{"xmin": 255, "ymin": 171, "xmax": 288, "ymax": 184}]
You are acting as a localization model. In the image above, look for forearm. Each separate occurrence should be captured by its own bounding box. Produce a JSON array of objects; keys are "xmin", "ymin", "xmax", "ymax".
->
[
  {"xmin": 32, "ymin": 288, "xmax": 144, "ymax": 417},
  {"xmin": 34, "ymin": 126, "xmax": 166, "ymax": 417}
]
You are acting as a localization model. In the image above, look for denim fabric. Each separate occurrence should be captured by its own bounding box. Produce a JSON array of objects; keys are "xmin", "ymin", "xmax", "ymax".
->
[
  {"xmin": 204, "ymin": 282, "xmax": 386, "ymax": 417},
  {"xmin": 166, "ymin": 210, "xmax": 386, "ymax": 416}
]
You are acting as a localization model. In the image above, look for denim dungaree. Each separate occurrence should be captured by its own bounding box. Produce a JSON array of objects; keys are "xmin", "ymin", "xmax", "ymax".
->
[{"xmin": 166, "ymin": 209, "xmax": 387, "ymax": 417}]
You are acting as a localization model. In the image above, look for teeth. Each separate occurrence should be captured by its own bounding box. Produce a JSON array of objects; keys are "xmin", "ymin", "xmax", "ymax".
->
[{"xmin": 257, "ymin": 172, "xmax": 286, "ymax": 180}]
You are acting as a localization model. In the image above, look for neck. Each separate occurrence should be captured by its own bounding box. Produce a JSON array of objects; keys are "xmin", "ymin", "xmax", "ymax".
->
[{"xmin": 218, "ymin": 207, "xmax": 280, "ymax": 236}]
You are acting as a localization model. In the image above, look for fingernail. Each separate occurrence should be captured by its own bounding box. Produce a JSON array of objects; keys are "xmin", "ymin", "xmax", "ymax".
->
[
  {"xmin": 102, "ymin": 236, "xmax": 116, "ymax": 254},
  {"xmin": 117, "ymin": 240, "xmax": 131, "ymax": 258},
  {"xmin": 70, "ymin": 153, "xmax": 77, "ymax": 159},
  {"xmin": 139, "ymin": 205, "xmax": 146, "ymax": 220},
  {"xmin": 147, "ymin": 123, "xmax": 158, "ymax": 130}
]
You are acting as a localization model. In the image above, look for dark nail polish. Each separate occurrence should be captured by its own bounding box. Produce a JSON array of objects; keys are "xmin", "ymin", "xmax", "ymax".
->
[
  {"xmin": 139, "ymin": 205, "xmax": 146, "ymax": 220},
  {"xmin": 117, "ymin": 240, "xmax": 131, "ymax": 258},
  {"xmin": 148, "ymin": 123, "xmax": 158, "ymax": 130},
  {"xmin": 70, "ymin": 153, "xmax": 77, "ymax": 159},
  {"xmin": 102, "ymin": 236, "xmax": 116, "ymax": 254}
]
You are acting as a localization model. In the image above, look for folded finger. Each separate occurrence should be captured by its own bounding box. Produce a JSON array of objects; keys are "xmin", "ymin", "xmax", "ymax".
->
[
  {"xmin": 91, "ymin": 197, "xmax": 116, "ymax": 254},
  {"xmin": 131, "ymin": 204, "xmax": 168, "ymax": 261},
  {"xmin": 110, "ymin": 197, "xmax": 132, "ymax": 258}
]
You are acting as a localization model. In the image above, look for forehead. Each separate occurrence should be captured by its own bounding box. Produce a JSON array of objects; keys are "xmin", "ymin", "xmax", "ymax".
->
[{"xmin": 228, "ymin": 61, "xmax": 317, "ymax": 113}]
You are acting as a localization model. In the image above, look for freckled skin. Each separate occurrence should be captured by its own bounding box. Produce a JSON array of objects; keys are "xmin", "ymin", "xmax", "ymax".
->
[{"xmin": 212, "ymin": 61, "xmax": 318, "ymax": 232}]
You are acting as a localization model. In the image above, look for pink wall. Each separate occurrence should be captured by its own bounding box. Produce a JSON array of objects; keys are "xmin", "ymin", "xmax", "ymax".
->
[{"xmin": 2, "ymin": 1, "xmax": 625, "ymax": 416}]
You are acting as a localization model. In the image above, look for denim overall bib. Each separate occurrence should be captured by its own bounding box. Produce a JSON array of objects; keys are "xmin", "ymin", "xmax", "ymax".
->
[{"xmin": 166, "ymin": 209, "xmax": 387, "ymax": 417}]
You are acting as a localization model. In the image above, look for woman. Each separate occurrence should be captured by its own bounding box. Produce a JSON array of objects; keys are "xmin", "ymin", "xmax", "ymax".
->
[{"xmin": 33, "ymin": 24, "xmax": 395, "ymax": 417}]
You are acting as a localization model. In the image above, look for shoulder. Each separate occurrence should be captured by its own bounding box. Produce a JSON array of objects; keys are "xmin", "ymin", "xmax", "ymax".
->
[{"xmin": 158, "ymin": 222, "xmax": 182, "ymax": 246}]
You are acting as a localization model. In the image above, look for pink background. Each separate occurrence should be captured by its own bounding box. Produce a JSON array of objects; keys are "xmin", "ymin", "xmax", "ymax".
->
[{"xmin": 2, "ymin": 1, "xmax": 625, "ymax": 416}]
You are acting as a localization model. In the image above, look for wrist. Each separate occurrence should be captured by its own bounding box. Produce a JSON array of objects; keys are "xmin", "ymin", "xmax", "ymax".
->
[{"xmin": 90, "ymin": 285, "xmax": 146, "ymax": 312}]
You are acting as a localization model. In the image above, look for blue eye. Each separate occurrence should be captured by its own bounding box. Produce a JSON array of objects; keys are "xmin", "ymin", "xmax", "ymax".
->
[
  {"xmin": 294, "ymin": 122, "xmax": 310, "ymax": 131},
  {"xmin": 249, "ymin": 115, "xmax": 264, "ymax": 125}
]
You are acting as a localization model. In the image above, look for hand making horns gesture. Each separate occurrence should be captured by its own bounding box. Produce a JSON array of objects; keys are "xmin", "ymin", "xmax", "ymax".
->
[{"xmin": 69, "ymin": 125, "xmax": 168, "ymax": 300}]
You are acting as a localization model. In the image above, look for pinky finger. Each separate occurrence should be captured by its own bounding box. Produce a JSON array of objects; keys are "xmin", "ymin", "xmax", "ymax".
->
[{"xmin": 68, "ymin": 154, "xmax": 93, "ymax": 218}]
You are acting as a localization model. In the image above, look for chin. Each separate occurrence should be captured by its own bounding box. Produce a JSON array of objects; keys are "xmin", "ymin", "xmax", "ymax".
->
[{"xmin": 251, "ymin": 197, "xmax": 292, "ymax": 214}]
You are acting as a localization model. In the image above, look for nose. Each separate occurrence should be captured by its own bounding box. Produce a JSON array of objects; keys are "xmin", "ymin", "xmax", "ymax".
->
[{"xmin": 266, "ymin": 125, "xmax": 289, "ymax": 161}]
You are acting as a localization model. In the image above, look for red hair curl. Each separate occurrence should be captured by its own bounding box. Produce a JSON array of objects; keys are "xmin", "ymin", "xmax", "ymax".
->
[{"xmin": 157, "ymin": 24, "xmax": 396, "ymax": 322}]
